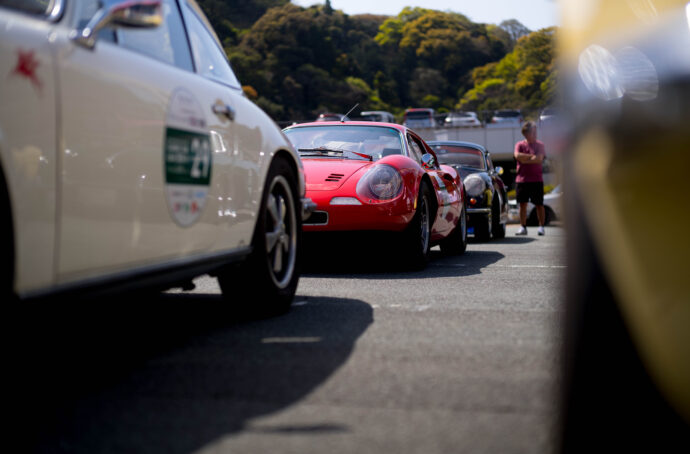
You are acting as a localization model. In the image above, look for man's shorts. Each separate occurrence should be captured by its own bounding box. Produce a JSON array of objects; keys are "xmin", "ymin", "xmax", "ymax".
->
[{"xmin": 516, "ymin": 181, "xmax": 544, "ymax": 205}]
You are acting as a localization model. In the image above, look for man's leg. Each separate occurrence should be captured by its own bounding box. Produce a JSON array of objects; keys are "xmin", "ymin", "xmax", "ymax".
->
[
  {"xmin": 516, "ymin": 202, "xmax": 529, "ymax": 235},
  {"xmin": 534, "ymin": 183, "xmax": 545, "ymax": 235},
  {"xmin": 536, "ymin": 204, "xmax": 545, "ymax": 226},
  {"xmin": 515, "ymin": 183, "xmax": 528, "ymax": 235},
  {"xmin": 519, "ymin": 202, "xmax": 528, "ymax": 226}
]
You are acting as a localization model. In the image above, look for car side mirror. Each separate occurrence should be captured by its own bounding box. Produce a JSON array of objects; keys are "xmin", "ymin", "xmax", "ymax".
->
[
  {"xmin": 72, "ymin": 0, "xmax": 162, "ymax": 49},
  {"xmin": 421, "ymin": 153, "xmax": 436, "ymax": 169},
  {"xmin": 495, "ymin": 166, "xmax": 504, "ymax": 176}
]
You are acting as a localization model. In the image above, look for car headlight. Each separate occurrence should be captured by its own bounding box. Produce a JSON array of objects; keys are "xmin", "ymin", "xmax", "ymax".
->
[
  {"xmin": 464, "ymin": 175, "xmax": 486, "ymax": 197},
  {"xmin": 356, "ymin": 164, "xmax": 403, "ymax": 200}
]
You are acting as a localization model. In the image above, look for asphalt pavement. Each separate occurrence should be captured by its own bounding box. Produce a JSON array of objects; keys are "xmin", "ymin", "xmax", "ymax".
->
[{"xmin": 10, "ymin": 224, "xmax": 565, "ymax": 454}]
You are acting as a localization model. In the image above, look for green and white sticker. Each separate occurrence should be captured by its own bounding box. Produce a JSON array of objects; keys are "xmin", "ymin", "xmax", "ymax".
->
[{"xmin": 164, "ymin": 88, "xmax": 212, "ymax": 227}]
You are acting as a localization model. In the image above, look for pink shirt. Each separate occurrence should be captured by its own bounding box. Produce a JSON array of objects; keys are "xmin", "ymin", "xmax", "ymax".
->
[{"xmin": 514, "ymin": 139, "xmax": 545, "ymax": 183}]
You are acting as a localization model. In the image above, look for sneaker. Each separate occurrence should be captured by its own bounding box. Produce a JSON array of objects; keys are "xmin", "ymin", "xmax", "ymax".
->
[
  {"xmin": 538, "ymin": 226, "xmax": 545, "ymax": 236},
  {"xmin": 515, "ymin": 226, "xmax": 528, "ymax": 235}
]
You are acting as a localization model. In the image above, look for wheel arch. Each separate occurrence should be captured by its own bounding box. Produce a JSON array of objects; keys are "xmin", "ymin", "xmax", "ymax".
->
[
  {"xmin": 272, "ymin": 149, "xmax": 300, "ymax": 188},
  {"xmin": 419, "ymin": 173, "xmax": 439, "ymax": 222},
  {"xmin": 0, "ymin": 158, "xmax": 16, "ymax": 297}
]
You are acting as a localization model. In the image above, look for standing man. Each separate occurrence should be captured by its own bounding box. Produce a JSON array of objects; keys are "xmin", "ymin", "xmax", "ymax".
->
[{"xmin": 514, "ymin": 121, "xmax": 546, "ymax": 235}]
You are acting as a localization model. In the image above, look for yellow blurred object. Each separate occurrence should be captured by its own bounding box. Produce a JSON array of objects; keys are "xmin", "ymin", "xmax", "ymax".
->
[
  {"xmin": 559, "ymin": 0, "xmax": 688, "ymax": 60},
  {"xmin": 558, "ymin": 0, "xmax": 690, "ymax": 441}
]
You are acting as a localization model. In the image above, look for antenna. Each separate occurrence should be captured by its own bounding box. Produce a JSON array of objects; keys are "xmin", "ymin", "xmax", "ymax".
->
[{"xmin": 342, "ymin": 103, "xmax": 359, "ymax": 122}]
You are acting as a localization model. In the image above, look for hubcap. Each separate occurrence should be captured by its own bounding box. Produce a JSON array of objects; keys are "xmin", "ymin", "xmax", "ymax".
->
[{"xmin": 264, "ymin": 176, "xmax": 297, "ymax": 289}]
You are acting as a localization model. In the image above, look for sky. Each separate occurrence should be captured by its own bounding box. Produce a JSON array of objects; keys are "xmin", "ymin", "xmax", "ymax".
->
[{"xmin": 291, "ymin": 0, "xmax": 560, "ymax": 32}]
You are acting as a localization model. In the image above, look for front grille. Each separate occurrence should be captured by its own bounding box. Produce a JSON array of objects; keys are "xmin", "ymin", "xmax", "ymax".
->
[
  {"xmin": 304, "ymin": 210, "xmax": 329, "ymax": 225},
  {"xmin": 325, "ymin": 173, "xmax": 344, "ymax": 182}
]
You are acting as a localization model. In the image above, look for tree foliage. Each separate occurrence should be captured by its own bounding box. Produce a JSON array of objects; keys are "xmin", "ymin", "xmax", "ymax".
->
[
  {"xmin": 197, "ymin": 1, "xmax": 557, "ymax": 122},
  {"xmin": 499, "ymin": 19, "xmax": 531, "ymax": 47},
  {"xmin": 457, "ymin": 27, "xmax": 557, "ymax": 115}
]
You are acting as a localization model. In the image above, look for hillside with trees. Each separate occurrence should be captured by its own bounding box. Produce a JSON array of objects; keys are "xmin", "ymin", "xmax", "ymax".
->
[{"xmin": 197, "ymin": 0, "xmax": 557, "ymax": 123}]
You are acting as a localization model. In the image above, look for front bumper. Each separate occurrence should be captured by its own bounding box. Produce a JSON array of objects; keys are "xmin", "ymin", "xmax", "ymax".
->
[
  {"xmin": 467, "ymin": 207, "xmax": 490, "ymax": 214},
  {"xmin": 301, "ymin": 197, "xmax": 317, "ymax": 221},
  {"xmin": 303, "ymin": 192, "xmax": 415, "ymax": 232}
]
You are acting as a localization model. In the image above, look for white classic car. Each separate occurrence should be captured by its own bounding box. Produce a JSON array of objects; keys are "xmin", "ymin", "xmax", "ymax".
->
[{"xmin": 0, "ymin": 0, "xmax": 312, "ymax": 311}]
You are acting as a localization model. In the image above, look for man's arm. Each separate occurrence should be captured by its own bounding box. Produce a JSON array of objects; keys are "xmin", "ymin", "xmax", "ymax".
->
[{"xmin": 515, "ymin": 152, "xmax": 541, "ymax": 163}]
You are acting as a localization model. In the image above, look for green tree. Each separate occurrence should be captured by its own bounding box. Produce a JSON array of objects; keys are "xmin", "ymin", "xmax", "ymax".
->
[
  {"xmin": 499, "ymin": 19, "xmax": 531, "ymax": 47},
  {"xmin": 457, "ymin": 27, "xmax": 557, "ymax": 115},
  {"xmin": 196, "ymin": 0, "xmax": 289, "ymax": 45},
  {"xmin": 374, "ymin": 8, "xmax": 506, "ymax": 109},
  {"xmin": 227, "ymin": 2, "xmax": 388, "ymax": 119},
  {"xmin": 210, "ymin": 1, "xmax": 555, "ymax": 123}
]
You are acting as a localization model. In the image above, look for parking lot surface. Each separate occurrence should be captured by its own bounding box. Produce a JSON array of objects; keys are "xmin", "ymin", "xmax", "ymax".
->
[{"xmin": 14, "ymin": 224, "xmax": 565, "ymax": 454}]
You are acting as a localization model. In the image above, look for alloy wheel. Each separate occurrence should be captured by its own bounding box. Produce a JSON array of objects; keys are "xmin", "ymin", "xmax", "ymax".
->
[{"xmin": 264, "ymin": 176, "xmax": 297, "ymax": 289}]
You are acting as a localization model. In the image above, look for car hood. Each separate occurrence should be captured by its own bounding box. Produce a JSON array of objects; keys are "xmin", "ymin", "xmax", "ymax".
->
[{"xmin": 302, "ymin": 158, "xmax": 372, "ymax": 191}]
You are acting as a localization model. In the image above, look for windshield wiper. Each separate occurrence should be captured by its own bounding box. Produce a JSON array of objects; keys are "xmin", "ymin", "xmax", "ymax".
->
[
  {"xmin": 298, "ymin": 147, "xmax": 344, "ymax": 154},
  {"xmin": 346, "ymin": 150, "xmax": 373, "ymax": 161},
  {"xmin": 298, "ymin": 147, "xmax": 372, "ymax": 161}
]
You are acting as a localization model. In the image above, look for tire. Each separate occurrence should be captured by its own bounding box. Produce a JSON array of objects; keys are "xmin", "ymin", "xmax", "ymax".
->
[
  {"xmin": 403, "ymin": 183, "xmax": 432, "ymax": 270},
  {"xmin": 440, "ymin": 201, "xmax": 467, "ymax": 255},
  {"xmin": 491, "ymin": 196, "xmax": 506, "ymax": 239},
  {"xmin": 527, "ymin": 206, "xmax": 554, "ymax": 226},
  {"xmin": 474, "ymin": 210, "xmax": 492, "ymax": 242},
  {"xmin": 0, "ymin": 165, "xmax": 14, "ymax": 301},
  {"xmin": 218, "ymin": 156, "xmax": 301, "ymax": 315}
]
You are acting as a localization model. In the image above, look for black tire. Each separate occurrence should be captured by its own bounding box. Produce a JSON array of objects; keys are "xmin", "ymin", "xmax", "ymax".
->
[
  {"xmin": 440, "ymin": 201, "xmax": 467, "ymax": 255},
  {"xmin": 527, "ymin": 206, "xmax": 554, "ymax": 226},
  {"xmin": 491, "ymin": 196, "xmax": 506, "ymax": 239},
  {"xmin": 0, "ymin": 165, "xmax": 14, "ymax": 301},
  {"xmin": 403, "ymin": 183, "xmax": 432, "ymax": 270},
  {"xmin": 218, "ymin": 156, "xmax": 301, "ymax": 315},
  {"xmin": 473, "ymin": 211, "xmax": 492, "ymax": 242}
]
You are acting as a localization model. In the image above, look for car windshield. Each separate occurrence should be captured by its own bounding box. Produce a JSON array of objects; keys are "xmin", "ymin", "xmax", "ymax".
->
[
  {"xmin": 405, "ymin": 111, "xmax": 432, "ymax": 119},
  {"xmin": 432, "ymin": 145, "xmax": 486, "ymax": 170},
  {"xmin": 284, "ymin": 125, "xmax": 404, "ymax": 161},
  {"xmin": 495, "ymin": 111, "xmax": 520, "ymax": 118}
]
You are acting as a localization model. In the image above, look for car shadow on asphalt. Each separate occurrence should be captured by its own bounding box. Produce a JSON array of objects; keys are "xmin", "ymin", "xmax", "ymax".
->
[
  {"xmin": 8, "ymin": 293, "xmax": 372, "ymax": 454},
  {"xmin": 468, "ymin": 235, "xmax": 536, "ymax": 245},
  {"xmin": 302, "ymin": 246, "xmax": 505, "ymax": 279}
]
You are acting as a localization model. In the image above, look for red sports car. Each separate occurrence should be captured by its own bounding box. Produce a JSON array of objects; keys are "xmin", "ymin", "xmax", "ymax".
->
[{"xmin": 282, "ymin": 121, "xmax": 467, "ymax": 268}]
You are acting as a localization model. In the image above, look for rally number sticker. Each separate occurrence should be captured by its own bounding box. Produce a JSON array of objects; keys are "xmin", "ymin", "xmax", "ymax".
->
[{"xmin": 164, "ymin": 89, "xmax": 212, "ymax": 227}]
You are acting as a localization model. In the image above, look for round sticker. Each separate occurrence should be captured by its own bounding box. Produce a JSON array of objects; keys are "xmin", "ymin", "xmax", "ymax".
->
[{"xmin": 164, "ymin": 88, "xmax": 212, "ymax": 227}]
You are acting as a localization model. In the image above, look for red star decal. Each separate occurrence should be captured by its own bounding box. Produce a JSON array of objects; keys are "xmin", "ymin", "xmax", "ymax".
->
[{"xmin": 11, "ymin": 49, "xmax": 42, "ymax": 93}]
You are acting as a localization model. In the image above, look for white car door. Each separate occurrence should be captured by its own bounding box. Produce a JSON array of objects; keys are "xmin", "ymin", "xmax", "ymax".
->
[
  {"xmin": 0, "ymin": 3, "xmax": 60, "ymax": 292},
  {"xmin": 56, "ymin": 0, "xmax": 239, "ymax": 283}
]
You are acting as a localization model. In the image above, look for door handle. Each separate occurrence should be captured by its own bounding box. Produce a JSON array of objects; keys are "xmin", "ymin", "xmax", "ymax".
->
[{"xmin": 212, "ymin": 102, "xmax": 235, "ymax": 121}]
